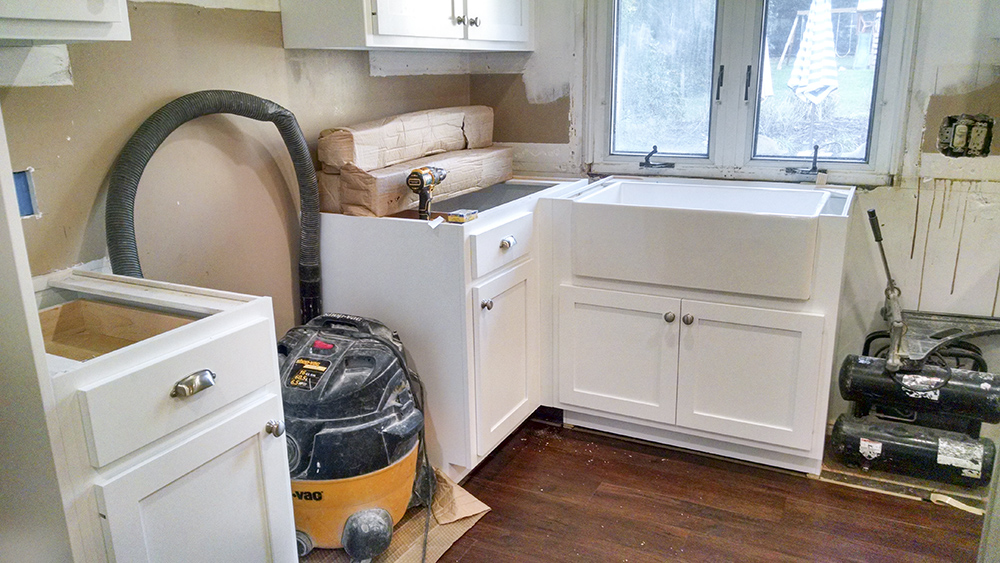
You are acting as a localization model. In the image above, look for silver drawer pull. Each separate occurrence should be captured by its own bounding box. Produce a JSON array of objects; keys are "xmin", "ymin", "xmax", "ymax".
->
[
  {"xmin": 170, "ymin": 369, "xmax": 217, "ymax": 398},
  {"xmin": 499, "ymin": 235, "xmax": 517, "ymax": 250},
  {"xmin": 481, "ymin": 299, "xmax": 494, "ymax": 311}
]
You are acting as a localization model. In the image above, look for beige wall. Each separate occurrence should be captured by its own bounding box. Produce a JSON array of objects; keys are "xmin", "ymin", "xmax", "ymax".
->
[{"xmin": 0, "ymin": 3, "xmax": 470, "ymax": 334}]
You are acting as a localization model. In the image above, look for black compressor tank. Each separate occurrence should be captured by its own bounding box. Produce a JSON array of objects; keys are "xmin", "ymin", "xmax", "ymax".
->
[
  {"xmin": 831, "ymin": 414, "xmax": 995, "ymax": 487},
  {"xmin": 839, "ymin": 354, "xmax": 1000, "ymax": 423}
]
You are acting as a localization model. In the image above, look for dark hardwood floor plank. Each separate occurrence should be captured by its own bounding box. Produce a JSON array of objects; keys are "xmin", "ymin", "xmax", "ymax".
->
[{"xmin": 444, "ymin": 419, "xmax": 984, "ymax": 562}]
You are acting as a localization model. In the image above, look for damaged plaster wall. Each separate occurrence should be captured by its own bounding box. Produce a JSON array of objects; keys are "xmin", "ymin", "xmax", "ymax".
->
[
  {"xmin": 830, "ymin": 0, "xmax": 1000, "ymax": 427},
  {"xmin": 0, "ymin": 2, "xmax": 470, "ymax": 334},
  {"xmin": 468, "ymin": 0, "xmax": 586, "ymax": 175}
]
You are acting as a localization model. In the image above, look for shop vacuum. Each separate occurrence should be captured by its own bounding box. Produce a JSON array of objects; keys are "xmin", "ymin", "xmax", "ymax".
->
[
  {"xmin": 103, "ymin": 92, "xmax": 434, "ymax": 562},
  {"xmin": 830, "ymin": 210, "xmax": 1000, "ymax": 487},
  {"xmin": 278, "ymin": 314, "xmax": 434, "ymax": 560}
]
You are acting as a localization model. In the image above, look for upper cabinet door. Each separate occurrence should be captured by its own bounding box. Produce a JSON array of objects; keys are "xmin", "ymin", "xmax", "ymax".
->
[
  {"xmin": 0, "ymin": 0, "xmax": 125, "ymax": 23},
  {"xmin": 464, "ymin": 0, "xmax": 531, "ymax": 43},
  {"xmin": 0, "ymin": 0, "xmax": 130, "ymax": 42},
  {"xmin": 373, "ymin": 0, "xmax": 464, "ymax": 39}
]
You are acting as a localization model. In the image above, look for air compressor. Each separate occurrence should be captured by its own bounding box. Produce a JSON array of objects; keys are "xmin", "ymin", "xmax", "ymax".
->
[
  {"xmin": 831, "ymin": 209, "xmax": 1000, "ymax": 487},
  {"xmin": 278, "ymin": 314, "xmax": 433, "ymax": 560}
]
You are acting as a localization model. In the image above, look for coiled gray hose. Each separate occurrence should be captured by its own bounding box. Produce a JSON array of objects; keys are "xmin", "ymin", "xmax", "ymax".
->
[{"xmin": 105, "ymin": 90, "xmax": 321, "ymax": 323}]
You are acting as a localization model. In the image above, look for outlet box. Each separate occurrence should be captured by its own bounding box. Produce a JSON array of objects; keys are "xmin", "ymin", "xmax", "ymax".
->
[
  {"xmin": 13, "ymin": 168, "xmax": 38, "ymax": 217},
  {"xmin": 939, "ymin": 114, "xmax": 994, "ymax": 157}
]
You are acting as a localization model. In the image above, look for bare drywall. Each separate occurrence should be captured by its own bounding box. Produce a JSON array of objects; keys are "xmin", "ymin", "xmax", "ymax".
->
[
  {"xmin": 0, "ymin": 3, "xmax": 470, "ymax": 334},
  {"xmin": 470, "ymin": 74, "xmax": 570, "ymax": 143},
  {"xmin": 921, "ymin": 82, "xmax": 1000, "ymax": 154},
  {"xmin": 466, "ymin": 0, "xmax": 584, "ymax": 169}
]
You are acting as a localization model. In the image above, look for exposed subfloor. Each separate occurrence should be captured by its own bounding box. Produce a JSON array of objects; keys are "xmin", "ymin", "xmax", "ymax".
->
[{"xmin": 442, "ymin": 418, "xmax": 984, "ymax": 562}]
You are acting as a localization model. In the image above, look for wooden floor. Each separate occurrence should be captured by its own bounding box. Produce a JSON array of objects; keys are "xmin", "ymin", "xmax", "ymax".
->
[{"xmin": 441, "ymin": 418, "xmax": 984, "ymax": 562}]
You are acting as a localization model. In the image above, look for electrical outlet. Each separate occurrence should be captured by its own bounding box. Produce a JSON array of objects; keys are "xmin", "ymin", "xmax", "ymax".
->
[
  {"xmin": 938, "ymin": 114, "xmax": 994, "ymax": 157},
  {"xmin": 968, "ymin": 122, "xmax": 989, "ymax": 155}
]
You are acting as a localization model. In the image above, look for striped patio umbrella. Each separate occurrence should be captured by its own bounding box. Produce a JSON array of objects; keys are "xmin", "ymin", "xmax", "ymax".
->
[{"xmin": 787, "ymin": 0, "xmax": 839, "ymax": 104}]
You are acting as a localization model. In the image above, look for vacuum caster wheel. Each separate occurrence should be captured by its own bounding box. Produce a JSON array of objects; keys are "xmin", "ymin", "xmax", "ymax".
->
[
  {"xmin": 342, "ymin": 508, "xmax": 393, "ymax": 563},
  {"xmin": 296, "ymin": 530, "xmax": 314, "ymax": 557}
]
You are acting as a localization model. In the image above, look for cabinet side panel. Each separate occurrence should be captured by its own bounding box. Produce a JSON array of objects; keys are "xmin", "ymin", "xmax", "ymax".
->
[
  {"xmin": 320, "ymin": 214, "xmax": 473, "ymax": 470},
  {"xmin": 0, "ymin": 105, "xmax": 74, "ymax": 560},
  {"xmin": 280, "ymin": 0, "xmax": 369, "ymax": 49}
]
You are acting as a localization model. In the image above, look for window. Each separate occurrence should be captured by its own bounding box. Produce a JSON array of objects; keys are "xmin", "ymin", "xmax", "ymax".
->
[{"xmin": 588, "ymin": 0, "xmax": 915, "ymax": 184}]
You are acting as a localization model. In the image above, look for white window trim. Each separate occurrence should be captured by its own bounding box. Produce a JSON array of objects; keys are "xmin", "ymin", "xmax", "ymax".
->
[{"xmin": 584, "ymin": 0, "xmax": 919, "ymax": 186}]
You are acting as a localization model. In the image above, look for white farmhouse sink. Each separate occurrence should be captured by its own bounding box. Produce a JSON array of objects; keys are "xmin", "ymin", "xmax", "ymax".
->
[{"xmin": 570, "ymin": 180, "xmax": 832, "ymax": 299}]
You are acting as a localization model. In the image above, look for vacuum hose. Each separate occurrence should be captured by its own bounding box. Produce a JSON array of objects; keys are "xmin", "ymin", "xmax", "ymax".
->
[{"xmin": 105, "ymin": 90, "xmax": 321, "ymax": 323}]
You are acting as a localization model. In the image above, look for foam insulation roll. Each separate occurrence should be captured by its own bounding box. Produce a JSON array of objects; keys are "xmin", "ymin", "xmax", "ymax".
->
[
  {"xmin": 336, "ymin": 146, "xmax": 513, "ymax": 217},
  {"xmin": 318, "ymin": 106, "xmax": 494, "ymax": 173}
]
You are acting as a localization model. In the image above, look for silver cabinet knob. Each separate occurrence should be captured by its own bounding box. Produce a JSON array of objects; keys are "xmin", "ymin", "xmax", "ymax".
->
[
  {"xmin": 265, "ymin": 419, "xmax": 285, "ymax": 437},
  {"xmin": 682, "ymin": 314, "xmax": 694, "ymax": 325},
  {"xmin": 664, "ymin": 312, "xmax": 676, "ymax": 323},
  {"xmin": 481, "ymin": 299, "xmax": 494, "ymax": 310},
  {"xmin": 456, "ymin": 15, "xmax": 467, "ymax": 24},
  {"xmin": 499, "ymin": 235, "xmax": 517, "ymax": 250},
  {"xmin": 170, "ymin": 369, "xmax": 216, "ymax": 398},
  {"xmin": 469, "ymin": 17, "xmax": 480, "ymax": 27}
]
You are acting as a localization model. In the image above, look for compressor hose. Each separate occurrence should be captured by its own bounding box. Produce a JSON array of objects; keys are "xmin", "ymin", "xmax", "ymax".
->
[{"xmin": 105, "ymin": 90, "xmax": 321, "ymax": 323}]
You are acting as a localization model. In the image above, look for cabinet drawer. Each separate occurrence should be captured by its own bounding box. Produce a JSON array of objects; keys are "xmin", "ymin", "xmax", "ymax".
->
[
  {"xmin": 78, "ymin": 317, "xmax": 277, "ymax": 468},
  {"xmin": 470, "ymin": 212, "xmax": 533, "ymax": 278}
]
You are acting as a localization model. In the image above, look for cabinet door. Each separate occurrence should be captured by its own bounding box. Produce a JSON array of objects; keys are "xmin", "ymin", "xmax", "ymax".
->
[
  {"xmin": 472, "ymin": 260, "xmax": 539, "ymax": 456},
  {"xmin": 0, "ymin": 0, "xmax": 130, "ymax": 42},
  {"xmin": 95, "ymin": 394, "xmax": 297, "ymax": 562},
  {"xmin": 464, "ymin": 0, "xmax": 531, "ymax": 42},
  {"xmin": 374, "ymin": 0, "xmax": 464, "ymax": 39},
  {"xmin": 675, "ymin": 300, "xmax": 824, "ymax": 451},
  {"xmin": 558, "ymin": 286, "xmax": 681, "ymax": 424},
  {"xmin": 0, "ymin": 0, "xmax": 124, "ymax": 23}
]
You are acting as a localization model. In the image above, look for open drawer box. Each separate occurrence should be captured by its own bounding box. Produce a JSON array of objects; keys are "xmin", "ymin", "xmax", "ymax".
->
[
  {"xmin": 41, "ymin": 270, "xmax": 281, "ymax": 468},
  {"xmin": 35, "ymin": 269, "xmax": 296, "ymax": 561}
]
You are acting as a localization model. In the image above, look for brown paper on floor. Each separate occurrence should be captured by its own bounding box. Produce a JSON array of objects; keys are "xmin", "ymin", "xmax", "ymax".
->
[{"xmin": 301, "ymin": 469, "xmax": 489, "ymax": 563}]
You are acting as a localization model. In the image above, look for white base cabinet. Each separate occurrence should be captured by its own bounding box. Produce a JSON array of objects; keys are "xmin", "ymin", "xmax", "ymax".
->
[
  {"xmin": 558, "ymin": 286, "xmax": 825, "ymax": 452},
  {"xmin": 1, "ymin": 98, "xmax": 294, "ymax": 561},
  {"xmin": 545, "ymin": 178, "xmax": 855, "ymax": 475},
  {"xmin": 5, "ymin": 271, "xmax": 297, "ymax": 562},
  {"xmin": 319, "ymin": 179, "xmax": 585, "ymax": 482}
]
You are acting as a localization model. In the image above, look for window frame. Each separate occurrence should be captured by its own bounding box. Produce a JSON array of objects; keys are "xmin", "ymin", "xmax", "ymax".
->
[{"xmin": 584, "ymin": 0, "xmax": 919, "ymax": 185}]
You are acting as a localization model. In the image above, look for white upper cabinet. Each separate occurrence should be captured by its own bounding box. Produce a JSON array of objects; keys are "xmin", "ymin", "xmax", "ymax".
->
[
  {"xmin": 465, "ymin": 0, "xmax": 530, "ymax": 43},
  {"xmin": 0, "ymin": 0, "xmax": 130, "ymax": 43},
  {"xmin": 281, "ymin": 0, "xmax": 533, "ymax": 51},
  {"xmin": 373, "ymin": 0, "xmax": 465, "ymax": 39}
]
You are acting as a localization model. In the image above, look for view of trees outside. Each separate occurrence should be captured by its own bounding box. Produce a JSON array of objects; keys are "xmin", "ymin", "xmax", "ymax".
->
[
  {"xmin": 611, "ymin": 0, "xmax": 883, "ymax": 163},
  {"xmin": 611, "ymin": 0, "xmax": 717, "ymax": 156},
  {"xmin": 756, "ymin": 0, "xmax": 882, "ymax": 161}
]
